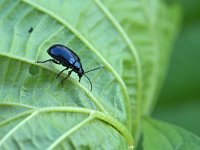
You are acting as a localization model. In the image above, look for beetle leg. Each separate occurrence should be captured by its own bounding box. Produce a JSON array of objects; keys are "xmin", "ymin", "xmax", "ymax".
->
[
  {"xmin": 35, "ymin": 59, "xmax": 60, "ymax": 64},
  {"xmin": 61, "ymin": 70, "xmax": 73, "ymax": 84},
  {"xmin": 56, "ymin": 67, "xmax": 69, "ymax": 79},
  {"xmin": 78, "ymin": 77, "xmax": 81, "ymax": 82}
]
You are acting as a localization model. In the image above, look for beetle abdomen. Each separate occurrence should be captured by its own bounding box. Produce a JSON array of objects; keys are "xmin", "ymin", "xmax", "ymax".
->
[{"xmin": 48, "ymin": 44, "xmax": 80, "ymax": 66}]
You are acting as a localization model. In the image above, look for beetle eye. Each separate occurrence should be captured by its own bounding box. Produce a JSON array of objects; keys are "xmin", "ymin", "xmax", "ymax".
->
[{"xmin": 78, "ymin": 68, "xmax": 83, "ymax": 74}]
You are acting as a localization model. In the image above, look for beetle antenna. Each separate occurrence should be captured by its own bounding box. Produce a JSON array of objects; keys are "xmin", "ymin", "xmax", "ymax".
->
[
  {"xmin": 83, "ymin": 74, "xmax": 92, "ymax": 91},
  {"xmin": 84, "ymin": 66, "xmax": 103, "ymax": 74},
  {"xmin": 83, "ymin": 66, "xmax": 103, "ymax": 90}
]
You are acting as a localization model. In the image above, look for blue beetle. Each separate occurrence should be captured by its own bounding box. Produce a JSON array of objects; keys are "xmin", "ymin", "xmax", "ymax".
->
[{"xmin": 36, "ymin": 44, "xmax": 102, "ymax": 90}]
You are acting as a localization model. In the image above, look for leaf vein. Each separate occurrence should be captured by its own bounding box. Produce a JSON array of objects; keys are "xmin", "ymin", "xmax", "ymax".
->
[
  {"xmin": 47, "ymin": 115, "xmax": 94, "ymax": 150},
  {"xmin": 21, "ymin": 0, "xmax": 130, "ymax": 120},
  {"xmin": 0, "ymin": 111, "xmax": 38, "ymax": 145}
]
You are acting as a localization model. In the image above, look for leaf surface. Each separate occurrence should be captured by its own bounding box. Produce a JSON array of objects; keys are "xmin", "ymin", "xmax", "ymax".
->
[
  {"xmin": 0, "ymin": 0, "xmax": 180, "ymax": 149},
  {"xmin": 101, "ymin": 0, "xmax": 180, "ymax": 140},
  {"xmin": 142, "ymin": 118, "xmax": 200, "ymax": 150},
  {"xmin": 0, "ymin": 0, "xmax": 135, "ymax": 149}
]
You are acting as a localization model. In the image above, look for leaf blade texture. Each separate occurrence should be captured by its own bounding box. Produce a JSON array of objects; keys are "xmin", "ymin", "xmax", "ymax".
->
[
  {"xmin": 142, "ymin": 118, "xmax": 200, "ymax": 150},
  {"xmin": 0, "ymin": 0, "xmax": 180, "ymax": 149}
]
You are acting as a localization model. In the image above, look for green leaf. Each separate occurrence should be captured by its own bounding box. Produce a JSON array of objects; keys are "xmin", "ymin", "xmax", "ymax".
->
[
  {"xmin": 102, "ymin": 0, "xmax": 180, "ymax": 114},
  {"xmin": 142, "ymin": 118, "xmax": 200, "ymax": 150},
  {"xmin": 0, "ymin": 0, "xmax": 135, "ymax": 149},
  {"xmin": 0, "ymin": 0, "xmax": 180, "ymax": 149},
  {"xmin": 101, "ymin": 0, "xmax": 180, "ymax": 141}
]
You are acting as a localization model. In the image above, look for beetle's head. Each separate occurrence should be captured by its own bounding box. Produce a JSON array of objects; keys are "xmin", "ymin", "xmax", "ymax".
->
[{"xmin": 78, "ymin": 68, "xmax": 84, "ymax": 77}]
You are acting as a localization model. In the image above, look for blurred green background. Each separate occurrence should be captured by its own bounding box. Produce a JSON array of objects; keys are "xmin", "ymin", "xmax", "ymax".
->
[{"xmin": 153, "ymin": 0, "xmax": 200, "ymax": 136}]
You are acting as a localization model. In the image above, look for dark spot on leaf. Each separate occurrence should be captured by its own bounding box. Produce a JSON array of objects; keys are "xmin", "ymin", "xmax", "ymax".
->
[
  {"xmin": 29, "ymin": 64, "xmax": 39, "ymax": 75},
  {"xmin": 28, "ymin": 27, "xmax": 33, "ymax": 33}
]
